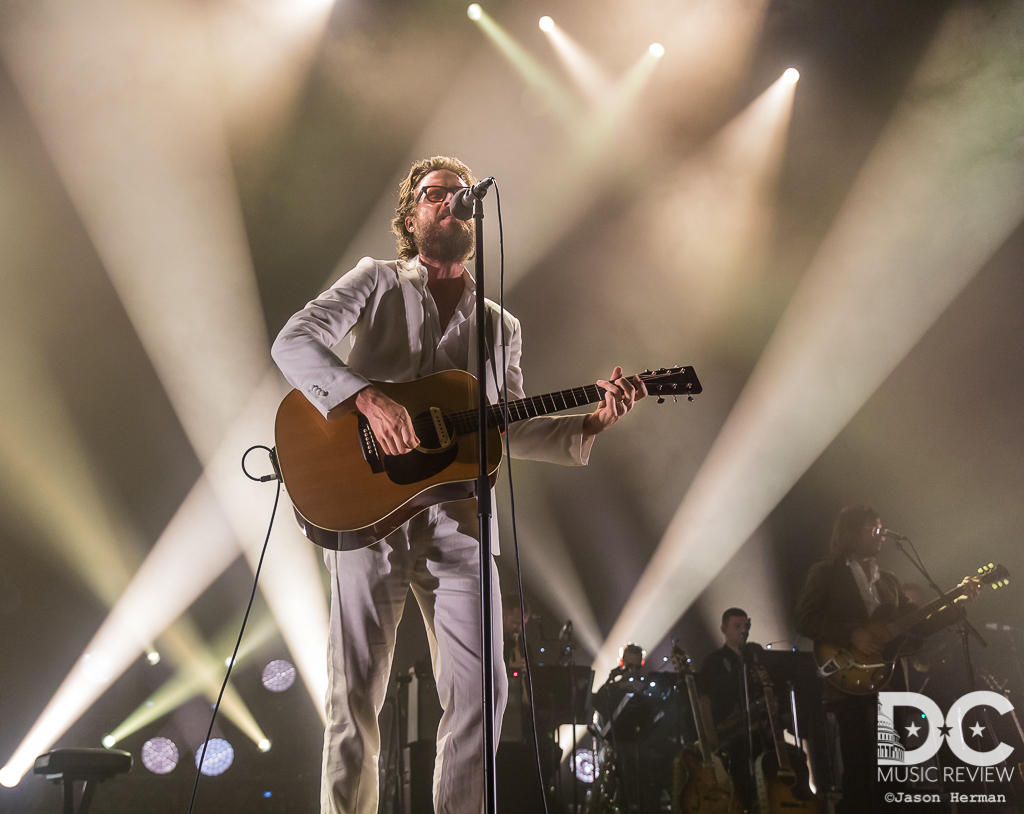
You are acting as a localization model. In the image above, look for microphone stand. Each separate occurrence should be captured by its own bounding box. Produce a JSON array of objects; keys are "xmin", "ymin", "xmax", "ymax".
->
[
  {"xmin": 890, "ymin": 536, "xmax": 987, "ymax": 687},
  {"xmin": 563, "ymin": 621, "xmax": 579, "ymax": 814},
  {"xmin": 891, "ymin": 537, "xmax": 1010, "ymax": 800},
  {"xmin": 465, "ymin": 187, "xmax": 499, "ymax": 814},
  {"xmin": 740, "ymin": 629, "xmax": 756, "ymax": 785}
]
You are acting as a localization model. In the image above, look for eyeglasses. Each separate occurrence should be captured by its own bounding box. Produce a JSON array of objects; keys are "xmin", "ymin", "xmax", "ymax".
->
[{"xmin": 416, "ymin": 185, "xmax": 466, "ymax": 204}]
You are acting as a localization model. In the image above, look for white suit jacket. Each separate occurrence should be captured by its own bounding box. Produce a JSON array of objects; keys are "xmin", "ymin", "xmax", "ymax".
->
[{"xmin": 271, "ymin": 257, "xmax": 593, "ymax": 549}]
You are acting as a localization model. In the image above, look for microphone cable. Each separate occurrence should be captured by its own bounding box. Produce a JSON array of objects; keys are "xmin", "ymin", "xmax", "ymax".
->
[
  {"xmin": 186, "ymin": 445, "xmax": 281, "ymax": 814},
  {"xmin": 493, "ymin": 180, "xmax": 552, "ymax": 814}
]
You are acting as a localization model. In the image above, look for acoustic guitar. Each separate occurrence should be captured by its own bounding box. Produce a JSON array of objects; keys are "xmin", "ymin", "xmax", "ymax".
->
[
  {"xmin": 813, "ymin": 563, "xmax": 1009, "ymax": 695},
  {"xmin": 670, "ymin": 644, "xmax": 742, "ymax": 814},
  {"xmin": 273, "ymin": 366, "xmax": 701, "ymax": 550},
  {"xmin": 747, "ymin": 655, "xmax": 821, "ymax": 814}
]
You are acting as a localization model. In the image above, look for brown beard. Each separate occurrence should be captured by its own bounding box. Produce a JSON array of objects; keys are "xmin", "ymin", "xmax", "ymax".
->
[{"xmin": 415, "ymin": 215, "xmax": 475, "ymax": 264}]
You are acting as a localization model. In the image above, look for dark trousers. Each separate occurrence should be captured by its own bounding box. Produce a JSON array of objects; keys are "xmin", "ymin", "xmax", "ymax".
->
[{"xmin": 830, "ymin": 694, "xmax": 879, "ymax": 814}]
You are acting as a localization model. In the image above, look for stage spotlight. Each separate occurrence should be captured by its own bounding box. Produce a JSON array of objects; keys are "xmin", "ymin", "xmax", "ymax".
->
[
  {"xmin": 258, "ymin": 738, "xmax": 272, "ymax": 753},
  {"xmin": 467, "ymin": 4, "xmax": 482, "ymax": 21},
  {"xmin": 101, "ymin": 735, "xmax": 115, "ymax": 749},
  {"xmin": 649, "ymin": 43, "xmax": 665, "ymax": 58},
  {"xmin": 146, "ymin": 650, "xmax": 161, "ymax": 666},
  {"xmin": 539, "ymin": 16, "xmax": 554, "ymax": 32},
  {"xmin": 195, "ymin": 738, "xmax": 234, "ymax": 776},
  {"xmin": 783, "ymin": 67, "xmax": 800, "ymax": 83},
  {"xmin": 261, "ymin": 659, "xmax": 297, "ymax": 693},
  {"xmin": 141, "ymin": 737, "xmax": 179, "ymax": 775}
]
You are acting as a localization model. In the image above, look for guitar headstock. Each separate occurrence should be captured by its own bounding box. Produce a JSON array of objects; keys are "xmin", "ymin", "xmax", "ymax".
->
[
  {"xmin": 637, "ymin": 366, "xmax": 702, "ymax": 402},
  {"xmin": 976, "ymin": 563, "xmax": 1010, "ymax": 590},
  {"xmin": 669, "ymin": 641, "xmax": 696, "ymax": 675}
]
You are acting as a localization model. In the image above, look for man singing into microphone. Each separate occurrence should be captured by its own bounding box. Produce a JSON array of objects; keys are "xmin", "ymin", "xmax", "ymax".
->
[
  {"xmin": 795, "ymin": 504, "xmax": 979, "ymax": 812},
  {"xmin": 272, "ymin": 156, "xmax": 646, "ymax": 814}
]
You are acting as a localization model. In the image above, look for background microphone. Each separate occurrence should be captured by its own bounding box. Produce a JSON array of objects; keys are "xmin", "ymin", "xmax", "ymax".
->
[
  {"xmin": 449, "ymin": 176, "xmax": 495, "ymax": 220},
  {"xmin": 873, "ymin": 526, "xmax": 906, "ymax": 541}
]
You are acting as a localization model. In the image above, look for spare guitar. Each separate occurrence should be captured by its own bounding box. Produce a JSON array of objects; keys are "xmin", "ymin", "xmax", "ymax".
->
[
  {"xmin": 747, "ymin": 654, "xmax": 821, "ymax": 814},
  {"xmin": 814, "ymin": 563, "xmax": 1009, "ymax": 694},
  {"xmin": 670, "ymin": 643, "xmax": 742, "ymax": 814},
  {"xmin": 274, "ymin": 366, "xmax": 701, "ymax": 550}
]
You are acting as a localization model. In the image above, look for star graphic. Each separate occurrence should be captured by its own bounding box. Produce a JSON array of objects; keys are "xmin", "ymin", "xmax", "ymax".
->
[
  {"xmin": 938, "ymin": 724, "xmax": 953, "ymax": 738},
  {"xmin": 970, "ymin": 722, "xmax": 986, "ymax": 738},
  {"xmin": 905, "ymin": 722, "xmax": 921, "ymax": 738}
]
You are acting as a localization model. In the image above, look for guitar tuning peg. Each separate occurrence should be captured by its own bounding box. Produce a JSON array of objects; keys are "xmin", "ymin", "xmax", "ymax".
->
[
  {"xmin": 687, "ymin": 395, "xmax": 693, "ymax": 402},
  {"xmin": 657, "ymin": 396, "xmax": 665, "ymax": 404},
  {"xmin": 643, "ymin": 369, "xmax": 651, "ymax": 375},
  {"xmin": 673, "ymin": 396, "xmax": 678, "ymax": 403}
]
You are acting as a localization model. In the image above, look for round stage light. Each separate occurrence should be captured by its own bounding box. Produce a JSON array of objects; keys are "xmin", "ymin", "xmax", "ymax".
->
[
  {"xmin": 141, "ymin": 737, "xmax": 179, "ymax": 775},
  {"xmin": 195, "ymin": 738, "xmax": 234, "ymax": 776},
  {"xmin": 573, "ymin": 750, "xmax": 596, "ymax": 783},
  {"xmin": 258, "ymin": 738, "xmax": 272, "ymax": 753},
  {"xmin": 261, "ymin": 659, "xmax": 297, "ymax": 693},
  {"xmin": 467, "ymin": 4, "xmax": 482, "ymax": 21},
  {"xmin": 649, "ymin": 43, "xmax": 665, "ymax": 58},
  {"xmin": 539, "ymin": 16, "xmax": 554, "ymax": 32},
  {"xmin": 783, "ymin": 67, "xmax": 800, "ymax": 83},
  {"xmin": 146, "ymin": 650, "xmax": 161, "ymax": 666},
  {"xmin": 101, "ymin": 735, "xmax": 115, "ymax": 749}
]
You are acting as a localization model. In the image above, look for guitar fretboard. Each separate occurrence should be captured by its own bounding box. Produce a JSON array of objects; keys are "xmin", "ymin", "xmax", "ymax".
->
[
  {"xmin": 445, "ymin": 383, "xmax": 608, "ymax": 435},
  {"xmin": 883, "ymin": 587, "xmax": 963, "ymax": 638}
]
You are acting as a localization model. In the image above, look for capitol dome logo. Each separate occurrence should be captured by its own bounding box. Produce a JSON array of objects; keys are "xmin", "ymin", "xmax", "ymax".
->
[{"xmin": 877, "ymin": 701, "xmax": 905, "ymax": 762}]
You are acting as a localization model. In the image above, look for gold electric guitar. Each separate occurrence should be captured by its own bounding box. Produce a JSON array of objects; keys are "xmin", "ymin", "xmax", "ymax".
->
[
  {"xmin": 814, "ymin": 563, "xmax": 1009, "ymax": 694},
  {"xmin": 273, "ymin": 366, "xmax": 701, "ymax": 550}
]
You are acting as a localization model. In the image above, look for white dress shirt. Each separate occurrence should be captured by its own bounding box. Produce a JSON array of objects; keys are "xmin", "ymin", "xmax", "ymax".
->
[{"xmin": 847, "ymin": 556, "xmax": 882, "ymax": 616}]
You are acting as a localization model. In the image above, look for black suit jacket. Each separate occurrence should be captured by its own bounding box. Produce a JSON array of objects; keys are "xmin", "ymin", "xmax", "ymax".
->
[{"xmin": 795, "ymin": 559, "xmax": 911, "ymax": 649}]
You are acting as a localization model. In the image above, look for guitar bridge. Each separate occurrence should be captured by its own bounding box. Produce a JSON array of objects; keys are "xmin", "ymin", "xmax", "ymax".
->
[{"xmin": 357, "ymin": 414, "xmax": 385, "ymax": 473}]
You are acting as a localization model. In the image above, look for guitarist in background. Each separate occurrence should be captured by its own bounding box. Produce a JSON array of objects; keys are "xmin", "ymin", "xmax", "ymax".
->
[
  {"xmin": 698, "ymin": 608, "xmax": 759, "ymax": 810},
  {"xmin": 794, "ymin": 504, "xmax": 980, "ymax": 813},
  {"xmin": 271, "ymin": 155, "xmax": 645, "ymax": 814}
]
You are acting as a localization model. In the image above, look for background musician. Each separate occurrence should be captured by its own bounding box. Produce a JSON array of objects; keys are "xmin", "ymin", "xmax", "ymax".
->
[
  {"xmin": 795, "ymin": 504, "xmax": 979, "ymax": 813},
  {"xmin": 697, "ymin": 607, "xmax": 759, "ymax": 809}
]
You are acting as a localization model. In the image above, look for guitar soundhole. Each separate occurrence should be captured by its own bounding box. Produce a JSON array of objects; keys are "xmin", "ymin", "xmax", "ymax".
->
[{"xmin": 381, "ymin": 411, "xmax": 459, "ymax": 485}]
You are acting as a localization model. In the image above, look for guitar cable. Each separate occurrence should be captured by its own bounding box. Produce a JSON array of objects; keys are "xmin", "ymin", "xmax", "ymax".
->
[
  {"xmin": 185, "ymin": 445, "xmax": 281, "ymax": 814},
  {"xmin": 492, "ymin": 181, "xmax": 553, "ymax": 814}
]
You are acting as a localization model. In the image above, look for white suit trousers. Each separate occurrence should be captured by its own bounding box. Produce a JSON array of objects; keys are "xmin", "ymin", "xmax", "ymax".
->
[{"xmin": 320, "ymin": 500, "xmax": 508, "ymax": 814}]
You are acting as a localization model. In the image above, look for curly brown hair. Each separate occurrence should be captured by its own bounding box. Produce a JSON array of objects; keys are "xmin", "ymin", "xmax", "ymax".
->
[
  {"xmin": 391, "ymin": 156, "xmax": 476, "ymax": 260},
  {"xmin": 829, "ymin": 504, "xmax": 881, "ymax": 562}
]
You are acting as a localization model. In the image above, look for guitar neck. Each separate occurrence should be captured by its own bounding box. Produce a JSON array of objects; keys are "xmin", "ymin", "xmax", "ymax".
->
[
  {"xmin": 437, "ymin": 367, "xmax": 699, "ymax": 435},
  {"xmin": 761, "ymin": 683, "xmax": 793, "ymax": 774},
  {"xmin": 883, "ymin": 585, "xmax": 966, "ymax": 639},
  {"xmin": 682, "ymin": 673, "xmax": 717, "ymax": 767},
  {"xmin": 446, "ymin": 383, "xmax": 622, "ymax": 435}
]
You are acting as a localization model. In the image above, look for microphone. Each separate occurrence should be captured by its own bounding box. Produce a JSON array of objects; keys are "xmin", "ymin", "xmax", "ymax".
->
[
  {"xmin": 560, "ymin": 619, "xmax": 573, "ymax": 640},
  {"xmin": 873, "ymin": 527, "xmax": 907, "ymax": 541},
  {"xmin": 449, "ymin": 177, "xmax": 495, "ymax": 220}
]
